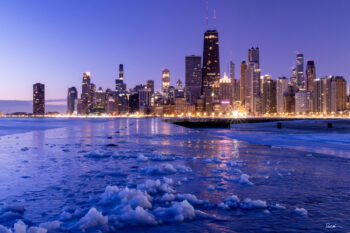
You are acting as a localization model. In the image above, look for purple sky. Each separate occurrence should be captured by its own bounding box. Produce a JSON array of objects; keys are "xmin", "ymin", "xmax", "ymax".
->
[{"xmin": 0, "ymin": 0, "xmax": 349, "ymax": 101}]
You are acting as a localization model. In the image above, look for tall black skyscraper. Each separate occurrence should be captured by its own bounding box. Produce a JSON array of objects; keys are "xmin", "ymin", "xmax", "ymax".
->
[
  {"xmin": 185, "ymin": 55, "xmax": 202, "ymax": 104},
  {"xmin": 33, "ymin": 83, "xmax": 45, "ymax": 115},
  {"xmin": 116, "ymin": 64, "xmax": 126, "ymax": 92},
  {"xmin": 202, "ymin": 29, "xmax": 220, "ymax": 98},
  {"xmin": 67, "ymin": 87, "xmax": 78, "ymax": 114}
]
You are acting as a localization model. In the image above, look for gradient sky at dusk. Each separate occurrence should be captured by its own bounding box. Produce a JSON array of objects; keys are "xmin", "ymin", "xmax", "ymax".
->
[{"xmin": 0, "ymin": 0, "xmax": 349, "ymax": 101}]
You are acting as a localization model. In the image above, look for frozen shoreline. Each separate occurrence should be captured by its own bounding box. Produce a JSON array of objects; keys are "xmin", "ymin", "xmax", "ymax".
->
[{"xmin": 0, "ymin": 118, "xmax": 349, "ymax": 232}]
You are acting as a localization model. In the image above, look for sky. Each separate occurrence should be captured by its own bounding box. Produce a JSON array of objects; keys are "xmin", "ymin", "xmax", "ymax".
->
[{"xmin": 0, "ymin": 0, "xmax": 349, "ymax": 101}]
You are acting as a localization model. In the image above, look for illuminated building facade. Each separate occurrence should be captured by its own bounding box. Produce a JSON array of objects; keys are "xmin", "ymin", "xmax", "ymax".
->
[
  {"xmin": 202, "ymin": 29, "xmax": 220, "ymax": 112},
  {"xmin": 296, "ymin": 53, "xmax": 305, "ymax": 89},
  {"xmin": 116, "ymin": 64, "xmax": 126, "ymax": 92},
  {"xmin": 306, "ymin": 60, "xmax": 316, "ymax": 91},
  {"xmin": 33, "ymin": 83, "xmax": 45, "ymax": 115},
  {"xmin": 240, "ymin": 60, "xmax": 247, "ymax": 105},
  {"xmin": 262, "ymin": 78, "xmax": 276, "ymax": 114},
  {"xmin": 185, "ymin": 55, "xmax": 202, "ymax": 104},
  {"xmin": 276, "ymin": 77, "xmax": 288, "ymax": 113},
  {"xmin": 248, "ymin": 47, "xmax": 259, "ymax": 68},
  {"xmin": 331, "ymin": 76, "xmax": 347, "ymax": 112},
  {"xmin": 161, "ymin": 68, "xmax": 170, "ymax": 94},
  {"xmin": 67, "ymin": 87, "xmax": 78, "ymax": 114},
  {"xmin": 295, "ymin": 90, "xmax": 312, "ymax": 114},
  {"xmin": 219, "ymin": 73, "xmax": 232, "ymax": 104}
]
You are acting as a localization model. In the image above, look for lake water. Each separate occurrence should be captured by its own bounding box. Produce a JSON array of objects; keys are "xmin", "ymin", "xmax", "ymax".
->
[{"xmin": 0, "ymin": 118, "xmax": 349, "ymax": 232}]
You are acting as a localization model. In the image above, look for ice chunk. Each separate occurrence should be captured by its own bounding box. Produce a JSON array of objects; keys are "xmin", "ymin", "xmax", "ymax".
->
[
  {"xmin": 78, "ymin": 208, "xmax": 108, "ymax": 230},
  {"xmin": 239, "ymin": 174, "xmax": 253, "ymax": 185},
  {"xmin": 176, "ymin": 194, "xmax": 204, "ymax": 205},
  {"xmin": 272, "ymin": 203, "xmax": 286, "ymax": 210},
  {"xmin": 175, "ymin": 165, "xmax": 192, "ymax": 173},
  {"xmin": 137, "ymin": 179, "xmax": 174, "ymax": 195},
  {"xmin": 294, "ymin": 207, "xmax": 308, "ymax": 217},
  {"xmin": 153, "ymin": 200, "xmax": 195, "ymax": 223},
  {"xmin": 224, "ymin": 195, "xmax": 240, "ymax": 208},
  {"xmin": 137, "ymin": 154, "xmax": 148, "ymax": 162},
  {"xmin": 119, "ymin": 206, "xmax": 157, "ymax": 226},
  {"xmin": 159, "ymin": 193, "xmax": 175, "ymax": 202},
  {"xmin": 14, "ymin": 220, "xmax": 26, "ymax": 233},
  {"xmin": 0, "ymin": 225, "xmax": 12, "ymax": 233},
  {"xmin": 218, "ymin": 203, "xmax": 229, "ymax": 210},
  {"xmin": 39, "ymin": 221, "xmax": 61, "ymax": 231},
  {"xmin": 202, "ymin": 157, "xmax": 221, "ymax": 164},
  {"xmin": 226, "ymin": 160, "xmax": 245, "ymax": 167},
  {"xmin": 114, "ymin": 188, "xmax": 153, "ymax": 210},
  {"xmin": 27, "ymin": 227, "xmax": 47, "ymax": 233},
  {"xmin": 207, "ymin": 185, "xmax": 215, "ymax": 191},
  {"xmin": 144, "ymin": 164, "xmax": 177, "ymax": 175},
  {"xmin": 100, "ymin": 185, "xmax": 120, "ymax": 204},
  {"xmin": 240, "ymin": 198, "xmax": 267, "ymax": 209},
  {"xmin": 163, "ymin": 177, "xmax": 173, "ymax": 185}
]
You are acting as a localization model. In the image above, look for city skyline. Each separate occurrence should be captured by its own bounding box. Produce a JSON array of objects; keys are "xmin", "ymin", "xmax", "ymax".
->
[{"xmin": 0, "ymin": 0, "xmax": 350, "ymax": 101}]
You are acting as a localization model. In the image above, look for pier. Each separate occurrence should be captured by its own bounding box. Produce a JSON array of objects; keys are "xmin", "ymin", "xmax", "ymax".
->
[{"xmin": 163, "ymin": 117, "xmax": 344, "ymax": 128}]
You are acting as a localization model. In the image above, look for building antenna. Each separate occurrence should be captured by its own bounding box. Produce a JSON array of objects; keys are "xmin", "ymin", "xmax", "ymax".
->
[
  {"xmin": 213, "ymin": 9, "xmax": 216, "ymax": 29},
  {"xmin": 206, "ymin": 0, "xmax": 209, "ymax": 30}
]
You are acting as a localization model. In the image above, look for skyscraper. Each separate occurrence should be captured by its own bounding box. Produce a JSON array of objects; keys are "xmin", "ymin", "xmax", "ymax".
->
[
  {"xmin": 219, "ymin": 73, "xmax": 232, "ymax": 104},
  {"xmin": 331, "ymin": 76, "xmax": 347, "ymax": 112},
  {"xmin": 240, "ymin": 60, "xmax": 247, "ymax": 105},
  {"xmin": 296, "ymin": 53, "xmax": 305, "ymax": 89},
  {"xmin": 81, "ymin": 72, "xmax": 91, "ymax": 115},
  {"xmin": 161, "ymin": 68, "xmax": 170, "ymax": 94},
  {"xmin": 248, "ymin": 47, "xmax": 259, "ymax": 68},
  {"xmin": 202, "ymin": 29, "xmax": 220, "ymax": 99},
  {"xmin": 245, "ymin": 62, "xmax": 261, "ymax": 114},
  {"xmin": 306, "ymin": 60, "xmax": 316, "ymax": 91},
  {"xmin": 116, "ymin": 64, "xmax": 126, "ymax": 92},
  {"xmin": 185, "ymin": 55, "xmax": 202, "ymax": 104},
  {"xmin": 229, "ymin": 61, "xmax": 235, "ymax": 79},
  {"xmin": 295, "ymin": 90, "xmax": 312, "ymax": 114},
  {"xmin": 262, "ymin": 78, "xmax": 276, "ymax": 114},
  {"xmin": 146, "ymin": 80, "xmax": 155, "ymax": 94},
  {"xmin": 33, "ymin": 83, "xmax": 45, "ymax": 115},
  {"xmin": 276, "ymin": 77, "xmax": 288, "ymax": 113},
  {"xmin": 67, "ymin": 87, "xmax": 78, "ymax": 114}
]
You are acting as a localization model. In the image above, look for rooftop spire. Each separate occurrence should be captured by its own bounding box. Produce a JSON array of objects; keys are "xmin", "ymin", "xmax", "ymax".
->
[
  {"xmin": 206, "ymin": 0, "xmax": 209, "ymax": 30},
  {"xmin": 213, "ymin": 9, "xmax": 216, "ymax": 29}
]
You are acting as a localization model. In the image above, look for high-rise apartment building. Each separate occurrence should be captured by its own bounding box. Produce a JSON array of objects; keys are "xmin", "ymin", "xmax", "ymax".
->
[
  {"xmin": 306, "ymin": 60, "xmax": 316, "ymax": 91},
  {"xmin": 33, "ymin": 83, "xmax": 45, "ymax": 115},
  {"xmin": 295, "ymin": 90, "xmax": 312, "ymax": 114},
  {"xmin": 296, "ymin": 54, "xmax": 305, "ymax": 89},
  {"xmin": 161, "ymin": 68, "xmax": 170, "ymax": 94},
  {"xmin": 219, "ymin": 73, "xmax": 232, "ymax": 104},
  {"xmin": 67, "ymin": 87, "xmax": 78, "ymax": 114},
  {"xmin": 262, "ymin": 78, "xmax": 276, "ymax": 114},
  {"xmin": 240, "ymin": 60, "xmax": 247, "ymax": 105},
  {"xmin": 202, "ymin": 29, "xmax": 220, "ymax": 101},
  {"xmin": 248, "ymin": 47, "xmax": 259, "ymax": 68},
  {"xmin": 276, "ymin": 77, "xmax": 288, "ymax": 113},
  {"xmin": 331, "ymin": 76, "xmax": 347, "ymax": 112},
  {"xmin": 185, "ymin": 55, "xmax": 202, "ymax": 104}
]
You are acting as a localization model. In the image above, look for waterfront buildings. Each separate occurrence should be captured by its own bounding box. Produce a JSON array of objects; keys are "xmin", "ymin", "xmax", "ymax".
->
[
  {"xmin": 67, "ymin": 87, "xmax": 78, "ymax": 114},
  {"xmin": 202, "ymin": 29, "xmax": 220, "ymax": 112},
  {"xmin": 33, "ymin": 83, "xmax": 45, "ymax": 115},
  {"xmin": 161, "ymin": 68, "xmax": 170, "ymax": 94},
  {"xmin": 296, "ymin": 53, "xmax": 305, "ymax": 89},
  {"xmin": 185, "ymin": 55, "xmax": 202, "ymax": 104},
  {"xmin": 276, "ymin": 77, "xmax": 288, "ymax": 113},
  {"xmin": 306, "ymin": 60, "xmax": 316, "ymax": 91}
]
